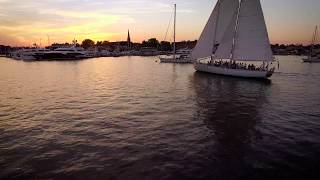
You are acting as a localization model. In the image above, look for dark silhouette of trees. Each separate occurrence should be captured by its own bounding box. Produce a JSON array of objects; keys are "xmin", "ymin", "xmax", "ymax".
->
[
  {"xmin": 96, "ymin": 41, "xmax": 103, "ymax": 46},
  {"xmin": 160, "ymin": 41, "xmax": 172, "ymax": 51},
  {"xmin": 0, "ymin": 45, "xmax": 11, "ymax": 54},
  {"xmin": 101, "ymin": 41, "xmax": 110, "ymax": 46},
  {"xmin": 279, "ymin": 44, "xmax": 286, "ymax": 49},
  {"xmin": 82, "ymin": 39, "xmax": 95, "ymax": 49},
  {"xmin": 147, "ymin": 38, "xmax": 159, "ymax": 48},
  {"xmin": 142, "ymin": 38, "xmax": 160, "ymax": 48}
]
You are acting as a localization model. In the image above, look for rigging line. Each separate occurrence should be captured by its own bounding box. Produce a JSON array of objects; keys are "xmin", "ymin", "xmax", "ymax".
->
[
  {"xmin": 230, "ymin": 0, "xmax": 242, "ymax": 61},
  {"xmin": 212, "ymin": 0, "xmax": 221, "ymax": 54},
  {"xmin": 163, "ymin": 5, "xmax": 174, "ymax": 42},
  {"xmin": 315, "ymin": 26, "xmax": 318, "ymax": 45},
  {"xmin": 310, "ymin": 26, "xmax": 317, "ymax": 57}
]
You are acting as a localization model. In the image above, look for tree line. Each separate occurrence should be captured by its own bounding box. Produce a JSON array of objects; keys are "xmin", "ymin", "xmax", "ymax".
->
[{"xmin": 81, "ymin": 38, "xmax": 196, "ymax": 51}]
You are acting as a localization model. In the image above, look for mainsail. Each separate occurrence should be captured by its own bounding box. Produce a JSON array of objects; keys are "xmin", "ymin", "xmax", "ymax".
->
[
  {"xmin": 213, "ymin": 10, "xmax": 238, "ymax": 59},
  {"xmin": 205, "ymin": 0, "xmax": 273, "ymax": 62},
  {"xmin": 191, "ymin": 0, "xmax": 239, "ymax": 60},
  {"xmin": 232, "ymin": 0, "xmax": 273, "ymax": 61}
]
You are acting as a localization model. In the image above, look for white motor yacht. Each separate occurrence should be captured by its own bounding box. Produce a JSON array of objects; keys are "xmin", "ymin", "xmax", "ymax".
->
[{"xmin": 35, "ymin": 46, "xmax": 90, "ymax": 60}]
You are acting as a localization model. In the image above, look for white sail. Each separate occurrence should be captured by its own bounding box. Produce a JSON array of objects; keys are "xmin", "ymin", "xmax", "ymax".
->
[
  {"xmin": 193, "ymin": 0, "xmax": 275, "ymax": 78},
  {"xmin": 233, "ymin": 0, "xmax": 273, "ymax": 61},
  {"xmin": 213, "ymin": 11, "xmax": 238, "ymax": 59},
  {"xmin": 191, "ymin": 0, "xmax": 239, "ymax": 60}
]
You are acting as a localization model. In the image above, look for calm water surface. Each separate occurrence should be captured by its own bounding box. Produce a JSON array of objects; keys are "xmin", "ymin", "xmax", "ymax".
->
[{"xmin": 0, "ymin": 56, "xmax": 320, "ymax": 179}]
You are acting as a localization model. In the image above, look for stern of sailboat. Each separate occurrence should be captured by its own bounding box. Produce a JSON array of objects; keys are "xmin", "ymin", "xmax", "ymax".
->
[{"xmin": 266, "ymin": 67, "xmax": 275, "ymax": 78}]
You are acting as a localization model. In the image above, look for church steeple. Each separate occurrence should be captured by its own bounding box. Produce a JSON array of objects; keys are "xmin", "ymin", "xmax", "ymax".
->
[{"xmin": 127, "ymin": 29, "xmax": 131, "ymax": 48}]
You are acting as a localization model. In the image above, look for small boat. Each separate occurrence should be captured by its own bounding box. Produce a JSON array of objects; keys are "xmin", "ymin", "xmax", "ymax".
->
[
  {"xmin": 140, "ymin": 47, "xmax": 159, "ymax": 56},
  {"xmin": 192, "ymin": 0, "xmax": 275, "ymax": 79},
  {"xmin": 303, "ymin": 26, "xmax": 320, "ymax": 63},
  {"xmin": 160, "ymin": 54, "xmax": 191, "ymax": 63},
  {"xmin": 160, "ymin": 48, "xmax": 192, "ymax": 63},
  {"xmin": 11, "ymin": 50, "xmax": 22, "ymax": 60},
  {"xmin": 159, "ymin": 4, "xmax": 192, "ymax": 63}
]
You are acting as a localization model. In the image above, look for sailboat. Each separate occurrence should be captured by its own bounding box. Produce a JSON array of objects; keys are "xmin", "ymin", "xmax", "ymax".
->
[
  {"xmin": 303, "ymin": 26, "xmax": 320, "ymax": 63},
  {"xmin": 192, "ymin": 0, "xmax": 275, "ymax": 79},
  {"xmin": 159, "ymin": 4, "xmax": 192, "ymax": 63}
]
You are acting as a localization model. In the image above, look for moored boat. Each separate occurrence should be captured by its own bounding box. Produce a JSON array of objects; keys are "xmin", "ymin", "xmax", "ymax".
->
[
  {"xmin": 159, "ymin": 4, "xmax": 192, "ymax": 64},
  {"xmin": 159, "ymin": 54, "xmax": 191, "ymax": 63},
  {"xmin": 303, "ymin": 26, "xmax": 320, "ymax": 63},
  {"xmin": 10, "ymin": 48, "xmax": 48, "ymax": 61},
  {"xmin": 34, "ymin": 46, "xmax": 90, "ymax": 60}
]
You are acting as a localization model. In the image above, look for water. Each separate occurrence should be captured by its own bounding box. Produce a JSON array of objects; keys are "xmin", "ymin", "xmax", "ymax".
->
[{"xmin": 0, "ymin": 56, "xmax": 319, "ymax": 179}]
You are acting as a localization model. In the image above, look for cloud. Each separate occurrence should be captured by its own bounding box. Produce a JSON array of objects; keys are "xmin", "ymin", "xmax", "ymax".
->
[
  {"xmin": 0, "ymin": 0, "xmax": 139, "ymax": 45},
  {"xmin": 0, "ymin": 0, "xmax": 200, "ymax": 45}
]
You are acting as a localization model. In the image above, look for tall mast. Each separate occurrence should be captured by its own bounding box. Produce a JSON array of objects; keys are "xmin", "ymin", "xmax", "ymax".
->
[
  {"xmin": 230, "ymin": 0, "xmax": 242, "ymax": 61},
  {"xmin": 173, "ymin": 4, "xmax": 176, "ymax": 60},
  {"xmin": 47, "ymin": 34, "xmax": 50, "ymax": 47},
  {"xmin": 310, "ymin": 25, "xmax": 318, "ymax": 59},
  {"xmin": 212, "ymin": 0, "xmax": 221, "ymax": 55}
]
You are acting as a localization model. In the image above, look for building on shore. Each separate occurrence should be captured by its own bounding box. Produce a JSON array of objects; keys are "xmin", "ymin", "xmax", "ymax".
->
[{"xmin": 127, "ymin": 30, "xmax": 132, "ymax": 49}]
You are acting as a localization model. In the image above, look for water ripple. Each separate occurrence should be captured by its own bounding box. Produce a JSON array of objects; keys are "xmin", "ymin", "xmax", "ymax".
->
[{"xmin": 0, "ymin": 56, "xmax": 320, "ymax": 179}]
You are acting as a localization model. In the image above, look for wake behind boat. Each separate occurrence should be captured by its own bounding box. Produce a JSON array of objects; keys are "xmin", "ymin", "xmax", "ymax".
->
[
  {"xmin": 303, "ymin": 58, "xmax": 320, "ymax": 63},
  {"xmin": 192, "ymin": 0, "xmax": 275, "ymax": 79}
]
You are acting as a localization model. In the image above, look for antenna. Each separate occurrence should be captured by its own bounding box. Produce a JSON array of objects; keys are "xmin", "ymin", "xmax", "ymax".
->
[
  {"xmin": 47, "ymin": 34, "xmax": 50, "ymax": 47},
  {"xmin": 173, "ymin": 4, "xmax": 176, "ymax": 60},
  {"xmin": 310, "ymin": 25, "xmax": 318, "ymax": 59}
]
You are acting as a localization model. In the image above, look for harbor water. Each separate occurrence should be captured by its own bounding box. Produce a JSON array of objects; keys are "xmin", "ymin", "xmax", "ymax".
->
[{"xmin": 0, "ymin": 56, "xmax": 320, "ymax": 179}]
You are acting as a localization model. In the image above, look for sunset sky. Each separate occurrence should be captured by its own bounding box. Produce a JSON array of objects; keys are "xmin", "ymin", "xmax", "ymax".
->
[{"xmin": 0, "ymin": 0, "xmax": 319, "ymax": 46}]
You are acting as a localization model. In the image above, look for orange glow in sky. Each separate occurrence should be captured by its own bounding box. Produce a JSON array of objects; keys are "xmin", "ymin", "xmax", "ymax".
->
[{"xmin": 0, "ymin": 0, "xmax": 319, "ymax": 46}]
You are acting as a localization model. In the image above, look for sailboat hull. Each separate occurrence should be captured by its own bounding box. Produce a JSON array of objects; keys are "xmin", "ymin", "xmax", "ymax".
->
[
  {"xmin": 303, "ymin": 58, "xmax": 320, "ymax": 63},
  {"xmin": 160, "ymin": 57, "xmax": 192, "ymax": 63},
  {"xmin": 194, "ymin": 63, "xmax": 273, "ymax": 79}
]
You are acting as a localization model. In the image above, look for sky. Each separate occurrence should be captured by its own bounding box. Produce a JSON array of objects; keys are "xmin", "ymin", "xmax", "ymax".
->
[{"xmin": 0, "ymin": 0, "xmax": 319, "ymax": 46}]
